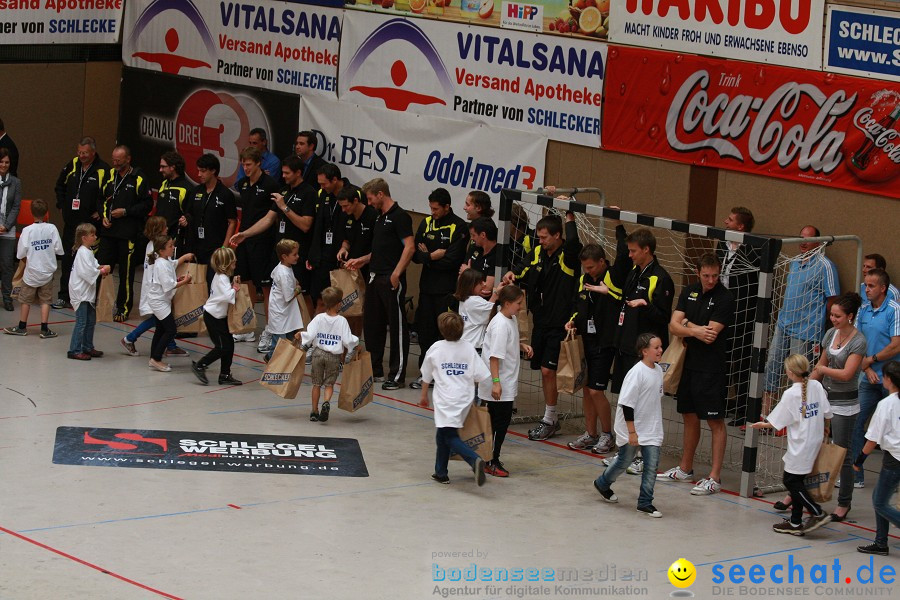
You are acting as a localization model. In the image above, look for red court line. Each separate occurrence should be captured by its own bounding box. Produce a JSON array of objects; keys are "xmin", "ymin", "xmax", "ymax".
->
[
  {"xmin": 227, "ymin": 504, "xmax": 242, "ymax": 510},
  {"xmin": 25, "ymin": 320, "xmax": 76, "ymax": 327},
  {"xmin": 0, "ymin": 524, "xmax": 183, "ymax": 599}
]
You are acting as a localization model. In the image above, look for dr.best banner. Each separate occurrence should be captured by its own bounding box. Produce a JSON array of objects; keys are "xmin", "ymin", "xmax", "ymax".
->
[
  {"xmin": 603, "ymin": 46, "xmax": 900, "ymax": 200},
  {"xmin": 825, "ymin": 5, "xmax": 900, "ymax": 84},
  {"xmin": 0, "ymin": 0, "xmax": 123, "ymax": 44},
  {"xmin": 122, "ymin": 0, "xmax": 340, "ymax": 98},
  {"xmin": 118, "ymin": 68, "xmax": 300, "ymax": 189},
  {"xmin": 609, "ymin": 0, "xmax": 823, "ymax": 70},
  {"xmin": 299, "ymin": 96, "xmax": 546, "ymax": 214},
  {"xmin": 338, "ymin": 10, "xmax": 605, "ymax": 147}
]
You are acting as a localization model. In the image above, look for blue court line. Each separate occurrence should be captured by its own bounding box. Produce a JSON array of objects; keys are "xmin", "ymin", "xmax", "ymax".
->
[
  {"xmin": 690, "ymin": 546, "xmax": 813, "ymax": 568},
  {"xmin": 828, "ymin": 535, "xmax": 868, "ymax": 544}
]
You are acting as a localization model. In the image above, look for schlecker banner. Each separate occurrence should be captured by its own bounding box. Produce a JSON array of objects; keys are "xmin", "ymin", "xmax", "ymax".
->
[
  {"xmin": 825, "ymin": 5, "xmax": 900, "ymax": 84},
  {"xmin": 299, "ymin": 95, "xmax": 546, "ymax": 214},
  {"xmin": 608, "ymin": 0, "xmax": 824, "ymax": 70},
  {"xmin": 0, "ymin": 0, "xmax": 124, "ymax": 44},
  {"xmin": 602, "ymin": 46, "xmax": 900, "ymax": 200},
  {"xmin": 121, "ymin": 0, "xmax": 341, "ymax": 98},
  {"xmin": 338, "ymin": 10, "xmax": 606, "ymax": 147}
]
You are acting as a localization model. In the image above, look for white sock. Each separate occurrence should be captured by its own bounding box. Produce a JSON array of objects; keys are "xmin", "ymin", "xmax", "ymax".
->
[{"xmin": 544, "ymin": 405, "xmax": 557, "ymax": 424}]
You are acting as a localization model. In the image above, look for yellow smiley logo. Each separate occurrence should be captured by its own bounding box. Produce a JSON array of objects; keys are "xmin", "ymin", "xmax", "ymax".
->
[{"xmin": 668, "ymin": 558, "xmax": 696, "ymax": 588}]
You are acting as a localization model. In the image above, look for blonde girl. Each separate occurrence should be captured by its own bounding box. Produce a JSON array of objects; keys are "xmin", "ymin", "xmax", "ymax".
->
[
  {"xmin": 67, "ymin": 223, "xmax": 110, "ymax": 360},
  {"xmin": 191, "ymin": 247, "xmax": 242, "ymax": 386},
  {"xmin": 145, "ymin": 235, "xmax": 192, "ymax": 372}
]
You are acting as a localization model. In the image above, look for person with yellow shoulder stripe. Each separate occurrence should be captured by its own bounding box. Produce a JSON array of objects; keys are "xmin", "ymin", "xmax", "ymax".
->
[
  {"xmin": 97, "ymin": 145, "xmax": 153, "ymax": 322},
  {"xmin": 156, "ymin": 151, "xmax": 190, "ymax": 251}
]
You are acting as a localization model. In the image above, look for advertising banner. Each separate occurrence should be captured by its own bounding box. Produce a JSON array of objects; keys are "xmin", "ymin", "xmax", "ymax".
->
[
  {"xmin": 299, "ymin": 95, "xmax": 546, "ymax": 214},
  {"xmin": 338, "ymin": 10, "xmax": 606, "ymax": 147},
  {"xmin": 608, "ymin": 0, "xmax": 824, "ymax": 70},
  {"xmin": 0, "ymin": 0, "xmax": 124, "ymax": 44},
  {"xmin": 122, "ymin": 0, "xmax": 341, "ymax": 98},
  {"xmin": 603, "ymin": 46, "xmax": 900, "ymax": 200},
  {"xmin": 825, "ymin": 5, "xmax": 900, "ymax": 83},
  {"xmin": 118, "ymin": 68, "xmax": 300, "ymax": 189}
]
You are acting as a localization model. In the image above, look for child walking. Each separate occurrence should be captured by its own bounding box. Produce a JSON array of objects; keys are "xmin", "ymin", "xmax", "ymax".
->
[
  {"xmin": 419, "ymin": 311, "xmax": 491, "ymax": 486},
  {"xmin": 853, "ymin": 360, "xmax": 900, "ymax": 556},
  {"xmin": 4, "ymin": 199, "xmax": 64, "ymax": 338},
  {"xmin": 593, "ymin": 333, "xmax": 665, "ymax": 518},
  {"xmin": 145, "ymin": 235, "xmax": 192, "ymax": 372},
  {"xmin": 121, "ymin": 216, "xmax": 192, "ymax": 357},
  {"xmin": 264, "ymin": 239, "xmax": 304, "ymax": 362},
  {"xmin": 300, "ymin": 286, "xmax": 359, "ymax": 422},
  {"xmin": 751, "ymin": 354, "xmax": 833, "ymax": 535},
  {"xmin": 67, "ymin": 223, "xmax": 110, "ymax": 360},
  {"xmin": 191, "ymin": 246, "xmax": 242, "ymax": 386},
  {"xmin": 478, "ymin": 285, "xmax": 532, "ymax": 477}
]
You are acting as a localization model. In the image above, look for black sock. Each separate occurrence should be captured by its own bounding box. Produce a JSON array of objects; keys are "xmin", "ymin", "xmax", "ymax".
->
[
  {"xmin": 18, "ymin": 321, "xmax": 26, "ymax": 330},
  {"xmin": 41, "ymin": 323, "xmax": 49, "ymax": 332}
]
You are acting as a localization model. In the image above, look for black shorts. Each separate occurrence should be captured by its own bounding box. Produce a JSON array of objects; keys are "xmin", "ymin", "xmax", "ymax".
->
[
  {"xmin": 530, "ymin": 325, "xmax": 566, "ymax": 371},
  {"xmin": 676, "ymin": 368, "xmax": 727, "ymax": 420},
  {"xmin": 611, "ymin": 351, "xmax": 639, "ymax": 394},
  {"xmin": 584, "ymin": 339, "xmax": 616, "ymax": 391},
  {"xmin": 236, "ymin": 237, "xmax": 274, "ymax": 289}
]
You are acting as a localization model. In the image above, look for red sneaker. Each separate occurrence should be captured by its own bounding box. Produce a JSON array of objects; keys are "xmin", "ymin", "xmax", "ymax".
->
[{"xmin": 484, "ymin": 460, "xmax": 509, "ymax": 478}]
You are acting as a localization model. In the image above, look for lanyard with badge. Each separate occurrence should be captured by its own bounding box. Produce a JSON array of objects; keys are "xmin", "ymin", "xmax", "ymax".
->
[
  {"xmin": 324, "ymin": 197, "xmax": 338, "ymax": 246},
  {"xmin": 108, "ymin": 168, "xmax": 131, "ymax": 216},
  {"xmin": 619, "ymin": 261, "xmax": 653, "ymax": 327},
  {"xmin": 586, "ymin": 275, "xmax": 598, "ymax": 334},
  {"xmin": 279, "ymin": 188, "xmax": 295, "ymax": 235},
  {"xmin": 197, "ymin": 189, "xmax": 216, "ymax": 240},
  {"xmin": 72, "ymin": 166, "xmax": 90, "ymax": 211}
]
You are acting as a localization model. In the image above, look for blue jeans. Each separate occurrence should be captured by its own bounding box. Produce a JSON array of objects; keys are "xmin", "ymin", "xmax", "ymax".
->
[
  {"xmin": 434, "ymin": 427, "xmax": 480, "ymax": 478},
  {"xmin": 594, "ymin": 443, "xmax": 660, "ymax": 508},
  {"xmin": 871, "ymin": 463, "xmax": 900, "ymax": 547},
  {"xmin": 68, "ymin": 302, "xmax": 96, "ymax": 354},
  {"xmin": 852, "ymin": 377, "xmax": 888, "ymax": 484},
  {"xmin": 765, "ymin": 325, "xmax": 816, "ymax": 392},
  {"xmin": 126, "ymin": 316, "xmax": 177, "ymax": 350}
]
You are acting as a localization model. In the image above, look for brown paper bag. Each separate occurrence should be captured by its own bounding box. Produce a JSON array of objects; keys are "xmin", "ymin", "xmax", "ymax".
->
[
  {"xmin": 10, "ymin": 259, "xmax": 25, "ymax": 300},
  {"xmin": 659, "ymin": 335, "xmax": 686, "ymax": 396},
  {"xmin": 805, "ymin": 443, "xmax": 846, "ymax": 503},
  {"xmin": 452, "ymin": 404, "xmax": 493, "ymax": 462},
  {"xmin": 330, "ymin": 268, "xmax": 365, "ymax": 317},
  {"xmin": 557, "ymin": 330, "xmax": 587, "ymax": 394},
  {"xmin": 96, "ymin": 274, "xmax": 117, "ymax": 322},
  {"xmin": 297, "ymin": 292, "xmax": 313, "ymax": 330},
  {"xmin": 517, "ymin": 296, "xmax": 531, "ymax": 344},
  {"xmin": 227, "ymin": 284, "xmax": 256, "ymax": 335},
  {"xmin": 338, "ymin": 350, "xmax": 375, "ymax": 412},
  {"xmin": 173, "ymin": 282, "xmax": 208, "ymax": 334},
  {"xmin": 175, "ymin": 261, "xmax": 207, "ymax": 283},
  {"xmin": 259, "ymin": 338, "xmax": 306, "ymax": 399}
]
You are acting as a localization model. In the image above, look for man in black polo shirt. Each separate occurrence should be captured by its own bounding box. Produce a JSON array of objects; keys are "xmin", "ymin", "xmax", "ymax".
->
[
  {"xmin": 346, "ymin": 178, "xmax": 414, "ymax": 390},
  {"xmin": 97, "ymin": 145, "xmax": 153, "ymax": 321},
  {"xmin": 502, "ymin": 212, "xmax": 582, "ymax": 441},
  {"xmin": 337, "ymin": 186, "xmax": 377, "ymax": 337},
  {"xmin": 461, "ymin": 217, "xmax": 498, "ymax": 298},
  {"xmin": 185, "ymin": 154, "xmax": 237, "ymax": 285},
  {"xmin": 409, "ymin": 188, "xmax": 468, "ymax": 389},
  {"xmin": 156, "ymin": 151, "xmax": 190, "ymax": 250},
  {"xmin": 295, "ymin": 130, "xmax": 327, "ymax": 191},
  {"xmin": 661, "ymin": 253, "xmax": 734, "ymax": 496},
  {"xmin": 234, "ymin": 146, "xmax": 279, "ymax": 339}
]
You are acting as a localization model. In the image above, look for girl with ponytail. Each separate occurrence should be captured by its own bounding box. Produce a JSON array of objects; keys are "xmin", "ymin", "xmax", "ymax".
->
[{"xmin": 751, "ymin": 354, "xmax": 834, "ymax": 536}]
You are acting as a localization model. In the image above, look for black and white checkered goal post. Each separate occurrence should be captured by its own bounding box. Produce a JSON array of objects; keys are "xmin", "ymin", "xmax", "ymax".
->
[{"xmin": 499, "ymin": 188, "xmax": 782, "ymax": 498}]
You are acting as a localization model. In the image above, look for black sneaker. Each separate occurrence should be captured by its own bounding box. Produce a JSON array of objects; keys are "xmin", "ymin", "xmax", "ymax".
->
[
  {"xmin": 218, "ymin": 374, "xmax": 242, "ymax": 386},
  {"xmin": 319, "ymin": 401, "xmax": 330, "ymax": 422},
  {"xmin": 431, "ymin": 474, "xmax": 450, "ymax": 484},
  {"xmin": 636, "ymin": 504, "xmax": 663, "ymax": 518},
  {"xmin": 857, "ymin": 543, "xmax": 889, "ymax": 556},
  {"xmin": 191, "ymin": 361, "xmax": 209, "ymax": 385},
  {"xmin": 310, "ymin": 412, "xmax": 319, "ymax": 422},
  {"xmin": 408, "ymin": 378, "xmax": 423, "ymax": 390},
  {"xmin": 593, "ymin": 480, "xmax": 618, "ymax": 503},
  {"xmin": 474, "ymin": 458, "xmax": 486, "ymax": 487},
  {"xmin": 51, "ymin": 299, "xmax": 71, "ymax": 309},
  {"xmin": 382, "ymin": 380, "xmax": 404, "ymax": 391}
]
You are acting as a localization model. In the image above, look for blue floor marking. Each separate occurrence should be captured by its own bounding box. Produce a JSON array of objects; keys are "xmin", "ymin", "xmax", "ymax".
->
[{"xmin": 690, "ymin": 546, "xmax": 813, "ymax": 568}]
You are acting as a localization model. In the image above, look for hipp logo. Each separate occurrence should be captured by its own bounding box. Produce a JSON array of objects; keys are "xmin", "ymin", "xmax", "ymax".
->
[
  {"xmin": 126, "ymin": 0, "xmax": 215, "ymax": 75},
  {"xmin": 173, "ymin": 89, "xmax": 271, "ymax": 187},
  {"xmin": 83, "ymin": 431, "xmax": 168, "ymax": 452},
  {"xmin": 343, "ymin": 19, "xmax": 454, "ymax": 111},
  {"xmin": 507, "ymin": 3, "xmax": 539, "ymax": 19}
]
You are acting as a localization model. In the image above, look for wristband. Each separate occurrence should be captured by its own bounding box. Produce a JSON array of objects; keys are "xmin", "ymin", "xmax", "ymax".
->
[
  {"xmin": 854, "ymin": 452, "xmax": 869, "ymax": 468},
  {"xmin": 492, "ymin": 378, "xmax": 500, "ymax": 383}
]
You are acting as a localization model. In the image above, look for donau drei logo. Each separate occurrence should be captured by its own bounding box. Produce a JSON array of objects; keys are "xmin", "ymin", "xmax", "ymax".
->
[
  {"xmin": 127, "ymin": 0, "xmax": 215, "ymax": 75},
  {"xmin": 344, "ymin": 18, "xmax": 454, "ymax": 111}
]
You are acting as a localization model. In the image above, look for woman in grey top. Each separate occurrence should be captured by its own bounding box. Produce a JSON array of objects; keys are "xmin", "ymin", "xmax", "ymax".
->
[
  {"xmin": 812, "ymin": 292, "xmax": 867, "ymax": 520},
  {"xmin": 0, "ymin": 148, "xmax": 23, "ymax": 311}
]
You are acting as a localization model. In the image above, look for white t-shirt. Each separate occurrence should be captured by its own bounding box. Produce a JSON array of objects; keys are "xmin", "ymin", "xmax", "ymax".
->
[
  {"xmin": 614, "ymin": 361, "xmax": 665, "ymax": 448},
  {"xmin": 766, "ymin": 380, "xmax": 833, "ymax": 474},
  {"xmin": 138, "ymin": 241, "xmax": 154, "ymax": 316},
  {"xmin": 69, "ymin": 245, "xmax": 101, "ymax": 312},
  {"xmin": 16, "ymin": 222, "xmax": 64, "ymax": 287},
  {"xmin": 145, "ymin": 258, "xmax": 178, "ymax": 320},
  {"xmin": 268, "ymin": 263, "xmax": 303, "ymax": 334},
  {"xmin": 459, "ymin": 295, "xmax": 494, "ymax": 349},
  {"xmin": 300, "ymin": 312, "xmax": 359, "ymax": 355},
  {"xmin": 477, "ymin": 312, "xmax": 520, "ymax": 403},
  {"xmin": 865, "ymin": 392, "xmax": 900, "ymax": 462},
  {"xmin": 422, "ymin": 339, "xmax": 491, "ymax": 428},
  {"xmin": 204, "ymin": 273, "xmax": 236, "ymax": 319}
]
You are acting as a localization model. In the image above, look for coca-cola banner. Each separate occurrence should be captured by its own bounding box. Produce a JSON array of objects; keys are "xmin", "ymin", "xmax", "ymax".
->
[
  {"xmin": 608, "ymin": 0, "xmax": 823, "ymax": 70},
  {"xmin": 602, "ymin": 46, "xmax": 900, "ymax": 199}
]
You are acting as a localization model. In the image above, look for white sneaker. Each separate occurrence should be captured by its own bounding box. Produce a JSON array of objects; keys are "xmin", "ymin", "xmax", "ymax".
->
[
  {"xmin": 626, "ymin": 457, "xmax": 644, "ymax": 475},
  {"xmin": 233, "ymin": 332, "xmax": 255, "ymax": 343},
  {"xmin": 691, "ymin": 478, "xmax": 722, "ymax": 495},
  {"xmin": 590, "ymin": 432, "xmax": 615, "ymax": 454},
  {"xmin": 658, "ymin": 466, "xmax": 694, "ymax": 482},
  {"xmin": 256, "ymin": 329, "xmax": 272, "ymax": 353},
  {"xmin": 601, "ymin": 453, "xmax": 617, "ymax": 467}
]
